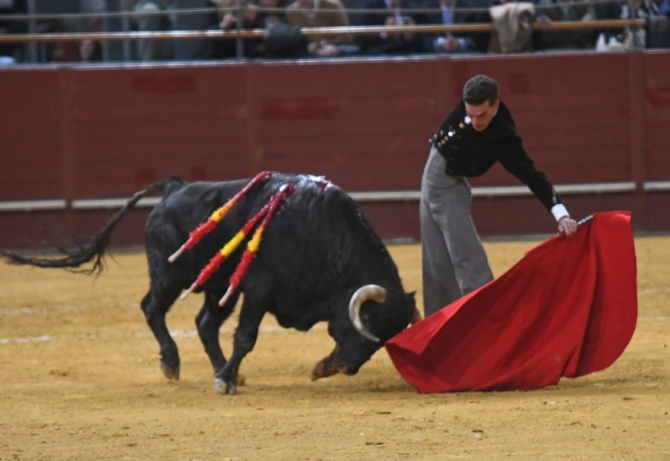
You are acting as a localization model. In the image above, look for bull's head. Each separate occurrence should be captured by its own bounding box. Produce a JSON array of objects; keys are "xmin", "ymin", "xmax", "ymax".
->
[{"xmin": 311, "ymin": 284, "xmax": 419, "ymax": 381}]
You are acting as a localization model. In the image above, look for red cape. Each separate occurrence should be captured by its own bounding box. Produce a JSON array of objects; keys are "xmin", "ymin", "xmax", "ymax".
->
[{"xmin": 386, "ymin": 211, "xmax": 637, "ymax": 393}]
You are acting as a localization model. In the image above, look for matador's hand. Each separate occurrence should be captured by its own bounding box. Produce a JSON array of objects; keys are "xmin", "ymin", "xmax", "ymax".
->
[{"xmin": 558, "ymin": 216, "xmax": 578, "ymax": 236}]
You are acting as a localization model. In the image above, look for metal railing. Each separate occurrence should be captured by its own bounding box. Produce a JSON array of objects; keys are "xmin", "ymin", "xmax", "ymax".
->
[{"xmin": 0, "ymin": 18, "xmax": 646, "ymax": 43}]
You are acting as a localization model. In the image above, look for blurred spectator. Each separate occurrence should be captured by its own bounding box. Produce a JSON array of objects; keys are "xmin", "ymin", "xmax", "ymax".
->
[
  {"xmin": 488, "ymin": 0, "xmax": 534, "ymax": 53},
  {"xmin": 50, "ymin": 0, "xmax": 106, "ymax": 63},
  {"xmin": 285, "ymin": 0, "xmax": 358, "ymax": 56},
  {"xmin": 592, "ymin": 0, "xmax": 623, "ymax": 46},
  {"xmin": 68, "ymin": 0, "xmax": 106, "ymax": 34},
  {"xmin": 206, "ymin": 0, "xmax": 283, "ymax": 58},
  {"xmin": 357, "ymin": 0, "xmax": 426, "ymax": 54},
  {"xmin": 535, "ymin": 0, "xmax": 597, "ymax": 50},
  {"xmin": 621, "ymin": 0, "xmax": 661, "ymax": 19},
  {"xmin": 132, "ymin": 0, "xmax": 174, "ymax": 60},
  {"xmin": 595, "ymin": 0, "xmax": 663, "ymax": 50},
  {"xmin": 623, "ymin": 0, "xmax": 661, "ymax": 48},
  {"xmin": 423, "ymin": 0, "xmax": 491, "ymax": 53},
  {"xmin": 80, "ymin": 38, "xmax": 102, "ymax": 61},
  {"xmin": 0, "ymin": 0, "xmax": 28, "ymax": 64},
  {"xmin": 650, "ymin": 0, "xmax": 670, "ymax": 47}
]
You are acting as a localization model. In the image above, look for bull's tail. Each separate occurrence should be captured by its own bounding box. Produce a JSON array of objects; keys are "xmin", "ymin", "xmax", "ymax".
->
[{"xmin": 1, "ymin": 177, "xmax": 184, "ymax": 275}]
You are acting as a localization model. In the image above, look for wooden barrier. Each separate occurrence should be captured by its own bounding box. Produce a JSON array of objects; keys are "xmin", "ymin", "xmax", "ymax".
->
[{"xmin": 1, "ymin": 51, "xmax": 669, "ymax": 248}]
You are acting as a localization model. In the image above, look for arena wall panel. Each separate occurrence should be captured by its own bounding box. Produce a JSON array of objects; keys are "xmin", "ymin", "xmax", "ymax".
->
[
  {"xmin": 646, "ymin": 194, "xmax": 670, "ymax": 231},
  {"xmin": 255, "ymin": 59, "xmax": 444, "ymax": 191},
  {"xmin": 68, "ymin": 65, "xmax": 250, "ymax": 197},
  {"xmin": 1, "ymin": 51, "xmax": 669, "ymax": 249},
  {"xmin": 0, "ymin": 68, "xmax": 63, "ymax": 201},
  {"xmin": 0, "ymin": 211, "xmax": 74, "ymax": 250},
  {"xmin": 645, "ymin": 52, "xmax": 670, "ymax": 182}
]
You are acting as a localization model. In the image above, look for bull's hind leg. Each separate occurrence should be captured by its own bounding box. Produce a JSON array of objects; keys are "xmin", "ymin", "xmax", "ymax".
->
[
  {"xmin": 195, "ymin": 290, "xmax": 240, "ymax": 375},
  {"xmin": 214, "ymin": 291, "xmax": 268, "ymax": 395},
  {"xmin": 140, "ymin": 286, "xmax": 182, "ymax": 380}
]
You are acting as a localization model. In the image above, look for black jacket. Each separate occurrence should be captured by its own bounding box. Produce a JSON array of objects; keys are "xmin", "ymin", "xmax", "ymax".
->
[
  {"xmin": 357, "ymin": 0, "xmax": 427, "ymax": 55},
  {"xmin": 422, "ymin": 0, "xmax": 492, "ymax": 53},
  {"xmin": 0, "ymin": 0, "xmax": 28, "ymax": 59},
  {"xmin": 431, "ymin": 99, "xmax": 563, "ymax": 212}
]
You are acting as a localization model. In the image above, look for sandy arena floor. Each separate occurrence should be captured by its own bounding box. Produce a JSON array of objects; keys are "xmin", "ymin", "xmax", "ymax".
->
[{"xmin": 1, "ymin": 237, "xmax": 669, "ymax": 461}]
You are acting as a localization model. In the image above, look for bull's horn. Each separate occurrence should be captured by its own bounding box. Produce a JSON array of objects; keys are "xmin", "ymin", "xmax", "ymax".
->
[{"xmin": 349, "ymin": 285, "xmax": 387, "ymax": 343}]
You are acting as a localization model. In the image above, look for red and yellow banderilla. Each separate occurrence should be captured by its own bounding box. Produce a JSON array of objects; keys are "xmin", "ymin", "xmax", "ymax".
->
[
  {"xmin": 179, "ymin": 200, "xmax": 273, "ymax": 299},
  {"xmin": 218, "ymin": 183, "xmax": 296, "ymax": 306},
  {"xmin": 168, "ymin": 171, "xmax": 271, "ymax": 263}
]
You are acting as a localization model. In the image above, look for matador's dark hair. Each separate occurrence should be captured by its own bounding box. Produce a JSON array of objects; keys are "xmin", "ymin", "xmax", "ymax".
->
[{"xmin": 462, "ymin": 75, "xmax": 499, "ymax": 106}]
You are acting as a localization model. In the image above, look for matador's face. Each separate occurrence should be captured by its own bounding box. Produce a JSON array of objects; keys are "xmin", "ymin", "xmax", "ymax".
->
[{"xmin": 465, "ymin": 99, "xmax": 500, "ymax": 132}]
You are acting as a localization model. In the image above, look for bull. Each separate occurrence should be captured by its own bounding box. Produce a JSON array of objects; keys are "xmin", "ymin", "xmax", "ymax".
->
[{"xmin": 2, "ymin": 173, "xmax": 420, "ymax": 394}]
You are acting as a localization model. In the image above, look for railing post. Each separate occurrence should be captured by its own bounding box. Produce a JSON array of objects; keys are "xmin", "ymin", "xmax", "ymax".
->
[
  {"xmin": 235, "ymin": 0, "xmax": 244, "ymax": 59},
  {"xmin": 120, "ymin": 0, "xmax": 132, "ymax": 61},
  {"xmin": 101, "ymin": 1, "xmax": 109, "ymax": 62},
  {"xmin": 26, "ymin": 0, "xmax": 37, "ymax": 63}
]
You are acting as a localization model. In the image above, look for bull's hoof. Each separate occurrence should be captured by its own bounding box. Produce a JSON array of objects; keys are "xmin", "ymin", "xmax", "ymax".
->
[
  {"xmin": 311, "ymin": 361, "xmax": 325, "ymax": 381},
  {"xmin": 160, "ymin": 362, "xmax": 180, "ymax": 380},
  {"xmin": 311, "ymin": 356, "xmax": 340, "ymax": 381},
  {"xmin": 213, "ymin": 378, "xmax": 237, "ymax": 395}
]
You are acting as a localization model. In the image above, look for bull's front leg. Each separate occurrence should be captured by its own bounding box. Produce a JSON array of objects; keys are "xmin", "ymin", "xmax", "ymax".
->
[{"xmin": 214, "ymin": 295, "xmax": 266, "ymax": 395}]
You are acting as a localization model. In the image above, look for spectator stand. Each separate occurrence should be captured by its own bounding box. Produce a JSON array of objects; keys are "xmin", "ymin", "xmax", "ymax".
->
[{"xmin": 1, "ymin": 0, "xmax": 668, "ymax": 63}]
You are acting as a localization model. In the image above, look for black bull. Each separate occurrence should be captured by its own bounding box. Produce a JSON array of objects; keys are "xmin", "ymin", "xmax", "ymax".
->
[{"xmin": 3, "ymin": 174, "xmax": 419, "ymax": 394}]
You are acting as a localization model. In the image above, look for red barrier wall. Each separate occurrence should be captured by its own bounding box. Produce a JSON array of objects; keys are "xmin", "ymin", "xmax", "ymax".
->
[
  {"xmin": 644, "ymin": 51, "xmax": 670, "ymax": 231},
  {"xmin": 1, "ymin": 51, "xmax": 669, "ymax": 249}
]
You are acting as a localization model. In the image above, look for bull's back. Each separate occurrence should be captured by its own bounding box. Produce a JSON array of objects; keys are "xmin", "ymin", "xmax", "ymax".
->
[
  {"xmin": 250, "ymin": 180, "xmax": 398, "ymax": 297},
  {"xmin": 142, "ymin": 174, "xmax": 398, "ymax": 296}
]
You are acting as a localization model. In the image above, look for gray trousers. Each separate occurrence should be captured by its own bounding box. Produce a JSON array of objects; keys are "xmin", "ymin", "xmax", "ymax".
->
[{"xmin": 420, "ymin": 146, "xmax": 494, "ymax": 317}]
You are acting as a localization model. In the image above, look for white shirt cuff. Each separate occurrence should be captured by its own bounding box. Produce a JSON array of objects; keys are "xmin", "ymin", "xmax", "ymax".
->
[{"xmin": 551, "ymin": 204, "xmax": 569, "ymax": 222}]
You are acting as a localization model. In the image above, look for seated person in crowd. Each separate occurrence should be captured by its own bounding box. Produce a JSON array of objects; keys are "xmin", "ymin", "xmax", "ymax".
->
[
  {"xmin": 285, "ymin": 0, "xmax": 357, "ymax": 56},
  {"xmin": 132, "ymin": 0, "xmax": 175, "ymax": 60},
  {"xmin": 621, "ymin": 0, "xmax": 662, "ymax": 19},
  {"xmin": 205, "ymin": 0, "xmax": 287, "ymax": 58},
  {"xmin": 79, "ymin": 39, "xmax": 102, "ymax": 62},
  {"xmin": 535, "ymin": 0, "xmax": 597, "ymax": 50},
  {"xmin": 487, "ymin": 0, "xmax": 535, "ymax": 53},
  {"xmin": 0, "ymin": 0, "xmax": 28, "ymax": 64},
  {"xmin": 590, "ymin": 0, "xmax": 622, "ymax": 43},
  {"xmin": 596, "ymin": 0, "xmax": 663, "ymax": 48},
  {"xmin": 423, "ymin": 0, "xmax": 491, "ymax": 53},
  {"xmin": 357, "ymin": 0, "xmax": 427, "ymax": 55}
]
